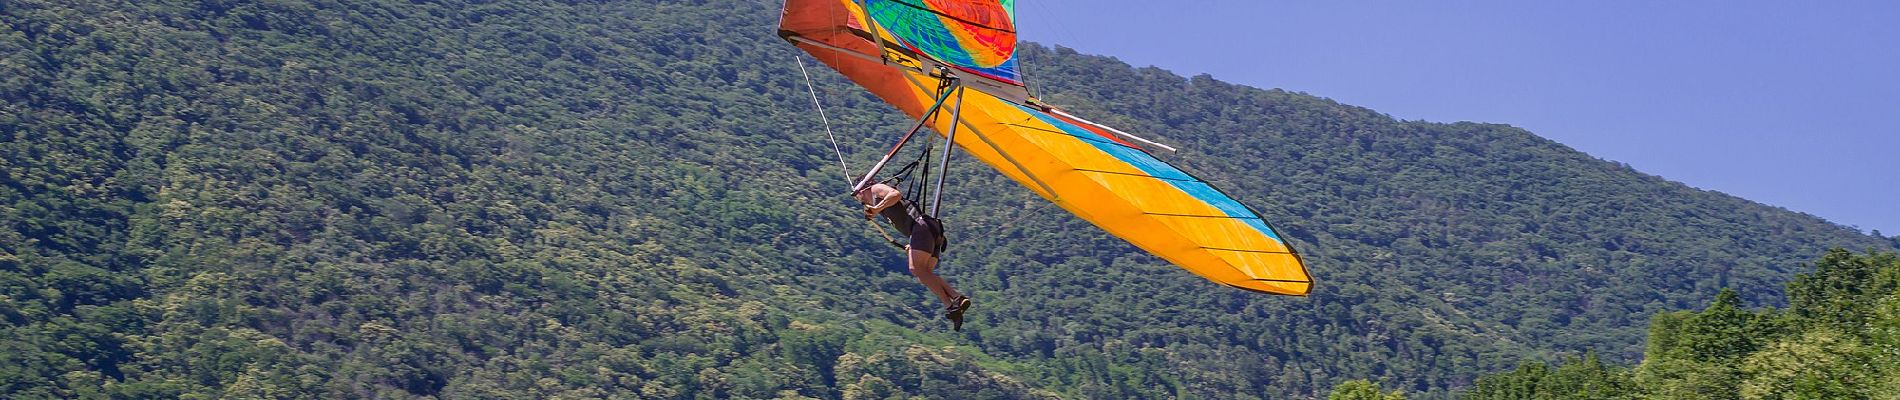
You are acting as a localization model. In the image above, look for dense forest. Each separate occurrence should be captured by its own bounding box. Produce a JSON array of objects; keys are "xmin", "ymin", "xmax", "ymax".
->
[
  {"xmin": 1448, "ymin": 249, "xmax": 1900, "ymax": 399},
  {"xmin": 3, "ymin": 0, "xmax": 1894, "ymax": 398}
]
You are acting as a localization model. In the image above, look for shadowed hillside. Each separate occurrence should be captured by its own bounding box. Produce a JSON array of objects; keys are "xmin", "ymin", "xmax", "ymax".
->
[{"xmin": 2, "ymin": 0, "xmax": 1890, "ymax": 398}]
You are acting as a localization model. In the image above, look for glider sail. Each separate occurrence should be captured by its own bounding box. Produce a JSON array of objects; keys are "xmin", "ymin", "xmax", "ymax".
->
[
  {"xmin": 781, "ymin": 0, "xmax": 1313, "ymax": 296},
  {"xmin": 863, "ymin": 0, "xmax": 1022, "ymax": 85}
]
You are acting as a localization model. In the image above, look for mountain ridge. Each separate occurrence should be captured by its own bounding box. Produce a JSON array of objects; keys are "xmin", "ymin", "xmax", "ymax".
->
[{"xmin": 2, "ymin": 0, "xmax": 1892, "ymax": 398}]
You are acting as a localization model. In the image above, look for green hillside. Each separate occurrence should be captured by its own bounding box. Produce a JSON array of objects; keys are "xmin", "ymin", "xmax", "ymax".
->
[{"xmin": 2, "ymin": 0, "xmax": 1892, "ymax": 398}]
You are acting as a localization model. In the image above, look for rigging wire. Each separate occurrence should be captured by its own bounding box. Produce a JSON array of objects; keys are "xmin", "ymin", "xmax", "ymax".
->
[
  {"xmin": 795, "ymin": 56, "xmax": 854, "ymax": 189},
  {"xmin": 791, "ymin": 54, "xmax": 964, "ymax": 251},
  {"xmin": 793, "ymin": 56, "xmax": 903, "ymax": 252},
  {"xmin": 907, "ymin": 77, "xmax": 958, "ymax": 216},
  {"xmin": 1018, "ymin": 1, "xmax": 1083, "ymax": 98}
]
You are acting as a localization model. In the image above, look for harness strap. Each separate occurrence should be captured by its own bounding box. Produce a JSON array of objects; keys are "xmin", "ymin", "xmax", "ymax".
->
[{"xmin": 865, "ymin": 218, "xmax": 905, "ymax": 250}]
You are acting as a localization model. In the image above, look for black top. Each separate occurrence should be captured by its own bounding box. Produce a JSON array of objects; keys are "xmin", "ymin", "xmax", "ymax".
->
[{"xmin": 878, "ymin": 199, "xmax": 919, "ymax": 233}]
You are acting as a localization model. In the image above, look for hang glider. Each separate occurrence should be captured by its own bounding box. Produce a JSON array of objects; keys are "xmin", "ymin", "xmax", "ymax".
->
[{"xmin": 781, "ymin": 0, "xmax": 1313, "ymax": 296}]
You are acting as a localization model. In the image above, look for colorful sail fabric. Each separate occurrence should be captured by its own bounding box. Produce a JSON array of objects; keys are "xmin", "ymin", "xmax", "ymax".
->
[
  {"xmin": 864, "ymin": 0, "xmax": 1021, "ymax": 85},
  {"xmin": 780, "ymin": 0, "xmax": 1312, "ymax": 295}
]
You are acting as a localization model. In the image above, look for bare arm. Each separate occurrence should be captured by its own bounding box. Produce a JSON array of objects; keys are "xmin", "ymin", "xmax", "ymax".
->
[
  {"xmin": 869, "ymin": 186, "xmax": 902, "ymax": 212},
  {"xmin": 859, "ymin": 184, "xmax": 902, "ymax": 218}
]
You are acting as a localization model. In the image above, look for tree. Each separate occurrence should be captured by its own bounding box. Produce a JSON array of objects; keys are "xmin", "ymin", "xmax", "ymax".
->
[
  {"xmin": 1787, "ymin": 249, "xmax": 1900, "ymax": 333},
  {"xmin": 1467, "ymin": 354, "xmax": 1635, "ymax": 400},
  {"xmin": 1327, "ymin": 379, "xmax": 1405, "ymax": 400},
  {"xmin": 1739, "ymin": 329, "xmax": 1874, "ymax": 400}
]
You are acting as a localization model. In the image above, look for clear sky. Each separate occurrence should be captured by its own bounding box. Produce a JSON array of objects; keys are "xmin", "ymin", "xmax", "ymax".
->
[{"xmin": 1017, "ymin": 1, "xmax": 1899, "ymax": 235}]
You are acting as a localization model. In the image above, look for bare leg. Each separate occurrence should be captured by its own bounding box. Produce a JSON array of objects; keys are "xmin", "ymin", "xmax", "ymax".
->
[{"xmin": 907, "ymin": 246, "xmax": 961, "ymax": 307}]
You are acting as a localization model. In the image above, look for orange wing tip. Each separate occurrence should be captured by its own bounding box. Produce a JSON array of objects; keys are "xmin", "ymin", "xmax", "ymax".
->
[{"xmin": 1228, "ymin": 280, "xmax": 1313, "ymax": 296}]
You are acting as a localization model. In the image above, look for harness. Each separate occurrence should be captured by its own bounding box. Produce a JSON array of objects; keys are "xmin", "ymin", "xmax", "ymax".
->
[
  {"xmin": 851, "ymin": 78, "xmax": 960, "ymax": 252},
  {"xmin": 865, "ymin": 165, "xmax": 948, "ymax": 253},
  {"xmin": 799, "ymin": 57, "xmax": 957, "ymax": 253}
]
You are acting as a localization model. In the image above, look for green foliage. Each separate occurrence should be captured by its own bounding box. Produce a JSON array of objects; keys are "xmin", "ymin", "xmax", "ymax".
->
[
  {"xmin": 1786, "ymin": 249, "xmax": 1900, "ymax": 333},
  {"xmin": 1464, "ymin": 353, "xmax": 1635, "ymax": 400},
  {"xmin": 1675, "ymin": 289, "xmax": 1783, "ymax": 363},
  {"xmin": 1330, "ymin": 379, "xmax": 1407, "ymax": 400},
  {"xmin": 1, "ymin": 0, "xmax": 1892, "ymax": 398},
  {"xmin": 1738, "ymin": 329, "xmax": 1874, "ymax": 400},
  {"xmin": 1465, "ymin": 250, "xmax": 1900, "ymax": 399}
]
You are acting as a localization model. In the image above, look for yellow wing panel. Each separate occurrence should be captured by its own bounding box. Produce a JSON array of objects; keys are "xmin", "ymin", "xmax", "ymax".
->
[{"xmin": 909, "ymin": 75, "xmax": 1311, "ymax": 295}]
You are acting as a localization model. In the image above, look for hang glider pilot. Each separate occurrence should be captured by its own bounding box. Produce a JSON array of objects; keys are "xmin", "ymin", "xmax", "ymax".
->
[{"xmin": 855, "ymin": 182, "xmax": 974, "ymax": 330}]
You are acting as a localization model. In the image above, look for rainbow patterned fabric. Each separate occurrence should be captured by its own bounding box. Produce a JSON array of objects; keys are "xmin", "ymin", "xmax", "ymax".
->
[{"xmin": 865, "ymin": 0, "xmax": 1022, "ymax": 85}]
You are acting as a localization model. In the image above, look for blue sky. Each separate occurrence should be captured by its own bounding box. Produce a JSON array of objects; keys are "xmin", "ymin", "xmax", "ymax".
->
[{"xmin": 1017, "ymin": 1, "xmax": 1899, "ymax": 235}]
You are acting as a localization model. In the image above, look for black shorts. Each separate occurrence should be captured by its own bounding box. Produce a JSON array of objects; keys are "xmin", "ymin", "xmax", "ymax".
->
[{"xmin": 908, "ymin": 217, "xmax": 947, "ymax": 257}]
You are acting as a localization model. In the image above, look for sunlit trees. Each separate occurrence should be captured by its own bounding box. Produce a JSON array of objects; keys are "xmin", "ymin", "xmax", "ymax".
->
[{"xmin": 1459, "ymin": 249, "xmax": 1900, "ymax": 399}]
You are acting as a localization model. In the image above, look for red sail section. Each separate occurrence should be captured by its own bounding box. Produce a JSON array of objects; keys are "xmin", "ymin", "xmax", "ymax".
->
[{"xmin": 781, "ymin": 0, "xmax": 927, "ymax": 112}]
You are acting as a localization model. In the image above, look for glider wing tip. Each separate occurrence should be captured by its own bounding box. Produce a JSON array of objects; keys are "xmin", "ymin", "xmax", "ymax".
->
[{"xmin": 1228, "ymin": 280, "xmax": 1313, "ymax": 297}]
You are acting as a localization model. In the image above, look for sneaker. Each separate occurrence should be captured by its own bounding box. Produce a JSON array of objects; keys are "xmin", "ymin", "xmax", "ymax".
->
[{"xmin": 945, "ymin": 296, "xmax": 972, "ymax": 331}]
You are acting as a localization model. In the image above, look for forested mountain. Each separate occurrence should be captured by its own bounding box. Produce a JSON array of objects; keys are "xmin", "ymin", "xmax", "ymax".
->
[{"xmin": 2, "ymin": 0, "xmax": 1892, "ymax": 398}]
